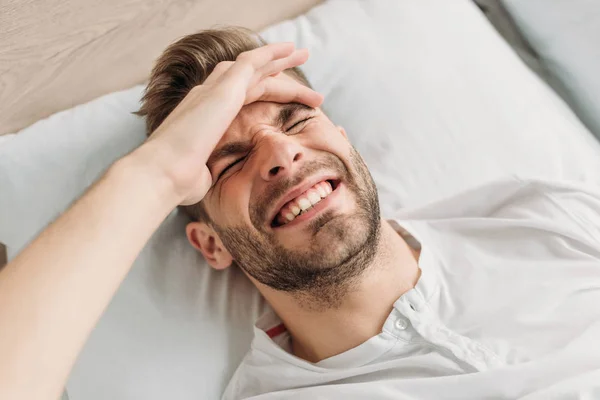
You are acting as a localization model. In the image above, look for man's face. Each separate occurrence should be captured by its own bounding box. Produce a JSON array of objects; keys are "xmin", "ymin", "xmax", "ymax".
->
[{"xmin": 200, "ymin": 96, "xmax": 381, "ymax": 294}]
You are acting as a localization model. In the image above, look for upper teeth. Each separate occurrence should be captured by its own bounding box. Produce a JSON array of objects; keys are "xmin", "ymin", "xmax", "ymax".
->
[
  {"xmin": 298, "ymin": 198, "xmax": 312, "ymax": 211},
  {"xmin": 275, "ymin": 180, "xmax": 334, "ymax": 226}
]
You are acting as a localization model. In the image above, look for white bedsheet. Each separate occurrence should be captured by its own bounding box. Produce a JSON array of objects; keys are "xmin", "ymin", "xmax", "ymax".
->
[{"xmin": 1, "ymin": 1, "xmax": 600, "ymax": 399}]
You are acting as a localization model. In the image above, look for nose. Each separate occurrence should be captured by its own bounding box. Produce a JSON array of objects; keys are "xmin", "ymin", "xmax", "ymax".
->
[{"xmin": 259, "ymin": 135, "xmax": 304, "ymax": 181}]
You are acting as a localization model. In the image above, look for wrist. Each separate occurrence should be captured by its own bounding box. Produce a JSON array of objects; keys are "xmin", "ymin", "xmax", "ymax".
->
[{"xmin": 109, "ymin": 142, "xmax": 184, "ymax": 208}]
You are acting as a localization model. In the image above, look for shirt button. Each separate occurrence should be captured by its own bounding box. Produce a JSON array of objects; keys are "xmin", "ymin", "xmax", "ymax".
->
[{"xmin": 395, "ymin": 318, "xmax": 409, "ymax": 330}]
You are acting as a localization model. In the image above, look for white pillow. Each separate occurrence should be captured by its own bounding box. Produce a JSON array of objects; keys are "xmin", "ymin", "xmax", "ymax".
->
[
  {"xmin": 2, "ymin": 1, "xmax": 600, "ymax": 399},
  {"xmin": 501, "ymin": 0, "xmax": 600, "ymax": 139}
]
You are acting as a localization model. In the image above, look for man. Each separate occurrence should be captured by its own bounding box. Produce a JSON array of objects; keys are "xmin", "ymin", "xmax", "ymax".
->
[{"xmin": 1, "ymin": 27, "xmax": 600, "ymax": 400}]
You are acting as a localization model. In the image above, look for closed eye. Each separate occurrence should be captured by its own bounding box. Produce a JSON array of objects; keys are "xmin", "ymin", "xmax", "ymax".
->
[
  {"xmin": 218, "ymin": 156, "xmax": 247, "ymax": 180},
  {"xmin": 214, "ymin": 116, "xmax": 313, "ymax": 182},
  {"xmin": 286, "ymin": 117, "xmax": 313, "ymax": 132}
]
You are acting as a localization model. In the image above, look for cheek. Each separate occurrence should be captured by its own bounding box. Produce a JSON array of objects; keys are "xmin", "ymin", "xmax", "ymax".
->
[
  {"xmin": 307, "ymin": 126, "xmax": 351, "ymax": 157},
  {"xmin": 210, "ymin": 175, "xmax": 253, "ymax": 226}
]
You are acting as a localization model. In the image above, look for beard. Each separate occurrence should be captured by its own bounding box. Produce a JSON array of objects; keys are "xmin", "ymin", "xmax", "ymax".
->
[{"xmin": 213, "ymin": 147, "xmax": 381, "ymax": 310}]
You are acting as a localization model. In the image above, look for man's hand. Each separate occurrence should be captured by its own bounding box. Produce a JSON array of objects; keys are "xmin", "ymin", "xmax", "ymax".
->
[
  {"xmin": 144, "ymin": 42, "xmax": 323, "ymax": 205},
  {"xmin": 0, "ymin": 43, "xmax": 321, "ymax": 400}
]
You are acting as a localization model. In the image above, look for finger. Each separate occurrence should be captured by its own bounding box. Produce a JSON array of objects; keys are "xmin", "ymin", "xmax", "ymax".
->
[
  {"xmin": 246, "ymin": 76, "xmax": 324, "ymax": 108},
  {"xmin": 237, "ymin": 42, "xmax": 296, "ymax": 69},
  {"xmin": 203, "ymin": 61, "xmax": 234, "ymax": 85},
  {"xmin": 258, "ymin": 48, "xmax": 310, "ymax": 78},
  {"xmin": 222, "ymin": 42, "xmax": 296, "ymax": 84}
]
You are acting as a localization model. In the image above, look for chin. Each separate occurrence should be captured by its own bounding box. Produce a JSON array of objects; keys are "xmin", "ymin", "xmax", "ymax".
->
[{"xmin": 285, "ymin": 212, "xmax": 373, "ymax": 266}]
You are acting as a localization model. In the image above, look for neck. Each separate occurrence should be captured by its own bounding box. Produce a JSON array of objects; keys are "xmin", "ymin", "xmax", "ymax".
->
[{"xmin": 260, "ymin": 219, "xmax": 420, "ymax": 363}]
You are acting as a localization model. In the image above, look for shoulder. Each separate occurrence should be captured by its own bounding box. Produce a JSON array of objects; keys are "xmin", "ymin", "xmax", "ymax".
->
[
  {"xmin": 222, "ymin": 311, "xmax": 297, "ymax": 399},
  {"xmin": 513, "ymin": 178, "xmax": 600, "ymax": 243},
  {"xmin": 393, "ymin": 176, "xmax": 600, "ymax": 246},
  {"xmin": 393, "ymin": 176, "xmax": 600, "ymax": 219},
  {"xmin": 221, "ymin": 342, "xmax": 296, "ymax": 400}
]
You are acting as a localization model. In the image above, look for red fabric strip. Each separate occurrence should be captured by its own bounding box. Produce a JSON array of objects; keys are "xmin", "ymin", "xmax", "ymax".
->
[{"xmin": 265, "ymin": 323, "xmax": 287, "ymax": 339}]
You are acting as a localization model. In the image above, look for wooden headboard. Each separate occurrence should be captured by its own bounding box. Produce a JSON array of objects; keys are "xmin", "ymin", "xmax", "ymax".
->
[{"xmin": 0, "ymin": 0, "xmax": 321, "ymax": 136}]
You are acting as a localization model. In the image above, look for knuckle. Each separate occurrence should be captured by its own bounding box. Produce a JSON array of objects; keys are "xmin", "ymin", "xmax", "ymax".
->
[
  {"xmin": 214, "ymin": 61, "xmax": 233, "ymax": 71},
  {"xmin": 234, "ymin": 60, "xmax": 254, "ymax": 77},
  {"xmin": 236, "ymin": 51, "xmax": 251, "ymax": 61}
]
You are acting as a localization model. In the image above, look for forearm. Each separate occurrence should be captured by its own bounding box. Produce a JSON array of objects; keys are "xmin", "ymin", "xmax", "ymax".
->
[{"xmin": 0, "ymin": 145, "xmax": 180, "ymax": 400}]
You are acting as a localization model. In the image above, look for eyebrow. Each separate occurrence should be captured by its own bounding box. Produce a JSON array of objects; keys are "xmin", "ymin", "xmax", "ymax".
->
[
  {"xmin": 274, "ymin": 102, "xmax": 315, "ymax": 127},
  {"xmin": 207, "ymin": 140, "xmax": 253, "ymax": 172},
  {"xmin": 207, "ymin": 103, "xmax": 315, "ymax": 171}
]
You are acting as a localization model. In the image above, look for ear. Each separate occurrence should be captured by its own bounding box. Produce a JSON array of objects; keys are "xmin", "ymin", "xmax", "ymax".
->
[
  {"xmin": 186, "ymin": 222, "xmax": 233, "ymax": 270},
  {"xmin": 337, "ymin": 126, "xmax": 348, "ymax": 139}
]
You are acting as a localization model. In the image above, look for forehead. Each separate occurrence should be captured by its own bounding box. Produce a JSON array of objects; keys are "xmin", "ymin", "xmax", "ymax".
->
[
  {"xmin": 227, "ymin": 101, "xmax": 280, "ymax": 136},
  {"xmin": 219, "ymin": 72, "xmax": 312, "ymax": 143},
  {"xmin": 220, "ymin": 100, "xmax": 314, "ymax": 149}
]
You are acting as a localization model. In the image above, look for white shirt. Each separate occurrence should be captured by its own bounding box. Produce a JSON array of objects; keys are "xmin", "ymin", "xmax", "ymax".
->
[{"xmin": 222, "ymin": 177, "xmax": 600, "ymax": 400}]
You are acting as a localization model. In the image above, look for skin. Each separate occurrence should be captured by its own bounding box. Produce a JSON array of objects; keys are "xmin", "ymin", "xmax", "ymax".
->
[
  {"xmin": 187, "ymin": 81, "xmax": 421, "ymax": 362},
  {"xmin": 0, "ymin": 42, "xmax": 420, "ymax": 399},
  {"xmin": 193, "ymin": 99, "xmax": 382, "ymax": 301},
  {"xmin": 0, "ymin": 43, "xmax": 324, "ymax": 400}
]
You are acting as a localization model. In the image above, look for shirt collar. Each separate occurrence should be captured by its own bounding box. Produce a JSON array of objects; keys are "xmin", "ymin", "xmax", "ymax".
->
[{"xmin": 251, "ymin": 218, "xmax": 440, "ymax": 369}]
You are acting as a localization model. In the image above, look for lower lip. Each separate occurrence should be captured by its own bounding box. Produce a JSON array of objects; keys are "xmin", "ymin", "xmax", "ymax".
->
[{"xmin": 272, "ymin": 182, "xmax": 342, "ymax": 230}]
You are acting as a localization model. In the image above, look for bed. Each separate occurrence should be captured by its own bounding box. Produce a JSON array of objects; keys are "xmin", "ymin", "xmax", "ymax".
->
[{"xmin": 1, "ymin": 1, "xmax": 600, "ymax": 399}]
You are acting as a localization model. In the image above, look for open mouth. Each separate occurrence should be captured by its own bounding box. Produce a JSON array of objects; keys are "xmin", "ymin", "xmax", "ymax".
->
[{"xmin": 271, "ymin": 179, "xmax": 340, "ymax": 228}]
